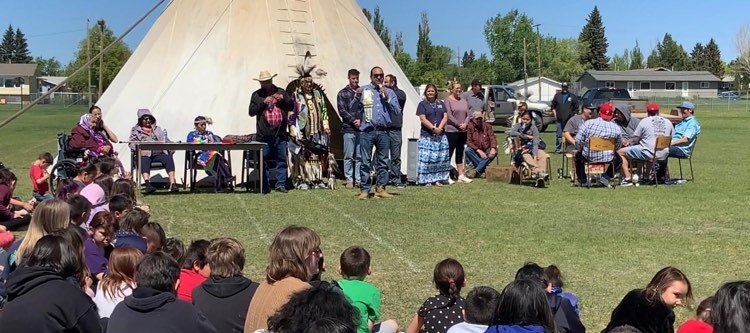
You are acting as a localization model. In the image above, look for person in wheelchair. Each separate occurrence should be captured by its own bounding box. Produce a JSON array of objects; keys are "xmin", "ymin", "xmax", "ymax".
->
[
  {"xmin": 129, "ymin": 109, "xmax": 179, "ymax": 193},
  {"xmin": 186, "ymin": 116, "xmax": 232, "ymax": 192},
  {"xmin": 509, "ymin": 110, "xmax": 550, "ymax": 185},
  {"xmin": 70, "ymin": 112, "xmax": 127, "ymax": 177}
]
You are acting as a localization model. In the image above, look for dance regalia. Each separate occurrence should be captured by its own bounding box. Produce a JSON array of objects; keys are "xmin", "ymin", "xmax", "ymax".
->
[{"xmin": 288, "ymin": 88, "xmax": 331, "ymax": 187}]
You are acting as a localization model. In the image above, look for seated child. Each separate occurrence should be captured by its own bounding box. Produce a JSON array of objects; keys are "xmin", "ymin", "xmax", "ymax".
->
[
  {"xmin": 177, "ymin": 239, "xmax": 211, "ymax": 303},
  {"xmin": 407, "ymin": 258, "xmax": 466, "ymax": 333},
  {"xmin": 0, "ymin": 169, "xmax": 31, "ymax": 232},
  {"xmin": 80, "ymin": 183, "xmax": 108, "ymax": 228},
  {"xmin": 163, "ymin": 237, "xmax": 185, "ymax": 264},
  {"xmin": 113, "ymin": 208, "xmax": 149, "ymax": 253},
  {"xmin": 29, "ymin": 152, "xmax": 54, "ymax": 202},
  {"xmin": 84, "ymin": 211, "xmax": 117, "ymax": 281},
  {"xmin": 193, "ymin": 237, "xmax": 260, "ymax": 333},
  {"xmin": 108, "ymin": 194, "xmax": 133, "ymax": 222},
  {"xmin": 67, "ymin": 194, "xmax": 92, "ymax": 239},
  {"xmin": 56, "ymin": 163, "xmax": 97, "ymax": 199},
  {"xmin": 676, "ymin": 296, "xmax": 713, "ymax": 333},
  {"xmin": 141, "ymin": 222, "xmax": 165, "ymax": 254},
  {"xmin": 111, "ymin": 179, "xmax": 149, "ymax": 213},
  {"xmin": 336, "ymin": 246, "xmax": 398, "ymax": 333},
  {"xmin": 545, "ymin": 264, "xmax": 580, "ymax": 315},
  {"xmin": 447, "ymin": 286, "xmax": 501, "ymax": 333}
]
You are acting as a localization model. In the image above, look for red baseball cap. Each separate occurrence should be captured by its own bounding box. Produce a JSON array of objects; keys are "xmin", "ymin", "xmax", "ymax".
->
[
  {"xmin": 599, "ymin": 102, "xmax": 614, "ymax": 120},
  {"xmin": 647, "ymin": 102, "xmax": 660, "ymax": 112}
]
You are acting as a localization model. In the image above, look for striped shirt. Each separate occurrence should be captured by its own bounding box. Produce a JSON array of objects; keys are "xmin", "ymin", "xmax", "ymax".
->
[{"xmin": 575, "ymin": 118, "xmax": 623, "ymax": 163}]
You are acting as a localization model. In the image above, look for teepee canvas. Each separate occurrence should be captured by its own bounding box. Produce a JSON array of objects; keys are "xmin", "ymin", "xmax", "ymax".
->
[{"xmin": 98, "ymin": 0, "xmax": 421, "ymax": 183}]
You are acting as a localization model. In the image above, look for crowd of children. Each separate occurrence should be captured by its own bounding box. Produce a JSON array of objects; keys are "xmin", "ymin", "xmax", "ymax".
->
[{"xmin": 0, "ymin": 157, "xmax": 747, "ymax": 333}]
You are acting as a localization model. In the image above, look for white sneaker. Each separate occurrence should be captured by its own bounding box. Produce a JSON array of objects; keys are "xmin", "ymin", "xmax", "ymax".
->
[
  {"xmin": 458, "ymin": 175, "xmax": 473, "ymax": 183},
  {"xmin": 448, "ymin": 178, "xmax": 456, "ymax": 185}
]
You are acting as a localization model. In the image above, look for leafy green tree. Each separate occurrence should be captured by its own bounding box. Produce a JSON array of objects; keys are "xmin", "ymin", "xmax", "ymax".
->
[
  {"xmin": 578, "ymin": 6, "xmax": 609, "ymax": 70},
  {"xmin": 361, "ymin": 9, "xmax": 372, "ymax": 22},
  {"xmin": 64, "ymin": 25, "xmax": 131, "ymax": 93},
  {"xmin": 647, "ymin": 44, "xmax": 661, "ymax": 68},
  {"xmin": 630, "ymin": 40, "xmax": 645, "ymax": 69},
  {"xmin": 393, "ymin": 32, "xmax": 404, "ymax": 55},
  {"xmin": 484, "ymin": 9, "xmax": 539, "ymax": 82},
  {"xmin": 416, "ymin": 11, "xmax": 432, "ymax": 64},
  {"xmin": 371, "ymin": 6, "xmax": 391, "ymax": 52},
  {"xmin": 34, "ymin": 56, "xmax": 62, "ymax": 76},
  {"xmin": 610, "ymin": 48, "xmax": 630, "ymax": 71},
  {"xmin": 544, "ymin": 38, "xmax": 585, "ymax": 83}
]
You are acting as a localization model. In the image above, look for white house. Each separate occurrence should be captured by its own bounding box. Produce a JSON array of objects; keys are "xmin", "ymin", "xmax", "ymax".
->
[{"xmin": 509, "ymin": 76, "xmax": 562, "ymax": 103}]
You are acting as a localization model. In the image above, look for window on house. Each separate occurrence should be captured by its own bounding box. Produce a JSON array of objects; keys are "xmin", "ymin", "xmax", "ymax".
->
[
  {"xmin": 665, "ymin": 82, "xmax": 676, "ymax": 90},
  {"xmin": 640, "ymin": 82, "xmax": 651, "ymax": 90},
  {"xmin": 700, "ymin": 82, "xmax": 710, "ymax": 88},
  {"xmin": 605, "ymin": 81, "xmax": 615, "ymax": 88}
]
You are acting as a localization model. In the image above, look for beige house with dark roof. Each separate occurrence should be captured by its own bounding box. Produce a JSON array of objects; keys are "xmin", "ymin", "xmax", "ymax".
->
[
  {"xmin": 576, "ymin": 68, "xmax": 721, "ymax": 99},
  {"xmin": 0, "ymin": 63, "xmax": 38, "ymax": 104}
]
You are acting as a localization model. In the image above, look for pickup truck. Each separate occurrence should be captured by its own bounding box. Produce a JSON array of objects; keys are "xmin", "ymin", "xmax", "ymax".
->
[{"xmin": 482, "ymin": 85, "xmax": 553, "ymax": 131}]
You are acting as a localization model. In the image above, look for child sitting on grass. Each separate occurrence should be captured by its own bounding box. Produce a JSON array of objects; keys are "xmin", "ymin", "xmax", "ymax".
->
[
  {"xmin": 111, "ymin": 178, "xmax": 149, "ymax": 213},
  {"xmin": 177, "ymin": 239, "xmax": 211, "ymax": 303},
  {"xmin": 163, "ymin": 237, "xmax": 185, "ymax": 264},
  {"xmin": 447, "ymin": 286, "xmax": 501, "ymax": 333},
  {"xmin": 677, "ymin": 296, "xmax": 713, "ymax": 333},
  {"xmin": 55, "ymin": 163, "xmax": 97, "ymax": 200},
  {"xmin": 141, "ymin": 222, "xmax": 165, "ymax": 254},
  {"xmin": 336, "ymin": 246, "xmax": 398, "ymax": 333},
  {"xmin": 108, "ymin": 194, "xmax": 133, "ymax": 223},
  {"xmin": 29, "ymin": 152, "xmax": 54, "ymax": 202},
  {"xmin": 0, "ymin": 169, "xmax": 30, "ymax": 232},
  {"xmin": 84, "ymin": 211, "xmax": 117, "ymax": 281},
  {"xmin": 66, "ymin": 194, "xmax": 92, "ymax": 239},
  {"xmin": 545, "ymin": 264, "xmax": 580, "ymax": 315},
  {"xmin": 113, "ymin": 208, "xmax": 149, "ymax": 253},
  {"xmin": 407, "ymin": 258, "xmax": 466, "ymax": 333}
]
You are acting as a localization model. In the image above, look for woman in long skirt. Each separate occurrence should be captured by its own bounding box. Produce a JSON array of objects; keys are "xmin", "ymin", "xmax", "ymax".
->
[{"xmin": 416, "ymin": 84, "xmax": 450, "ymax": 186}]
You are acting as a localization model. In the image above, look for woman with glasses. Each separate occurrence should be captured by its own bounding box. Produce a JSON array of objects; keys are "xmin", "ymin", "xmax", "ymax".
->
[
  {"xmin": 128, "ymin": 108, "xmax": 178, "ymax": 193},
  {"xmin": 186, "ymin": 116, "xmax": 232, "ymax": 192}
]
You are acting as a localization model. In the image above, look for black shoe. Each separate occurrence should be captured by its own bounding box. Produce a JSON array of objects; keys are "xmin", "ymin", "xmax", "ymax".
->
[
  {"xmin": 535, "ymin": 178, "xmax": 546, "ymax": 188},
  {"xmin": 144, "ymin": 183, "xmax": 157, "ymax": 194},
  {"xmin": 169, "ymin": 183, "xmax": 180, "ymax": 192},
  {"xmin": 275, "ymin": 187, "xmax": 288, "ymax": 193}
]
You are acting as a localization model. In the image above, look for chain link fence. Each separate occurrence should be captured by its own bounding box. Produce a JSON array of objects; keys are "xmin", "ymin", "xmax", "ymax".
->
[
  {"xmin": 637, "ymin": 92, "xmax": 750, "ymax": 112},
  {"xmin": 28, "ymin": 92, "xmax": 97, "ymax": 106}
]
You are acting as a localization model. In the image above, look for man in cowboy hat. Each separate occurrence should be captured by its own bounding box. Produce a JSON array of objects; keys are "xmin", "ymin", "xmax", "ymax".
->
[{"xmin": 249, "ymin": 70, "xmax": 294, "ymax": 193}]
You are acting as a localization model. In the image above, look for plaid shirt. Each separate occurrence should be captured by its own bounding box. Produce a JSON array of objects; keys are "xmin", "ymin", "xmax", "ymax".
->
[{"xmin": 575, "ymin": 118, "xmax": 622, "ymax": 162}]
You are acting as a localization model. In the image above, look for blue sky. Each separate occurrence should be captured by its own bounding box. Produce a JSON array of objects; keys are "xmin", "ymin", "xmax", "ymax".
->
[{"xmin": 1, "ymin": 1, "xmax": 746, "ymax": 66}]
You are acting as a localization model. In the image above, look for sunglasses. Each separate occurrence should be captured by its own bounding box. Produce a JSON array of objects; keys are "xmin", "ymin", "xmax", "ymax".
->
[{"xmin": 372, "ymin": 74, "xmax": 384, "ymax": 78}]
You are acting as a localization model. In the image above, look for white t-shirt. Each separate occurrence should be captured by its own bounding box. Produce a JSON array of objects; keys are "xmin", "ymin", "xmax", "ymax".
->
[
  {"xmin": 93, "ymin": 281, "xmax": 134, "ymax": 318},
  {"xmin": 447, "ymin": 322, "xmax": 489, "ymax": 333},
  {"xmin": 634, "ymin": 115, "xmax": 674, "ymax": 160}
]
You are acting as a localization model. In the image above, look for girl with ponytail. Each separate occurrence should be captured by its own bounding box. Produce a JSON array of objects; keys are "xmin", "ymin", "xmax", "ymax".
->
[{"xmin": 406, "ymin": 258, "xmax": 466, "ymax": 333}]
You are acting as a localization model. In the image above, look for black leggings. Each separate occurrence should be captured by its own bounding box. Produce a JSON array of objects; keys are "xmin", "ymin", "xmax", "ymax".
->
[
  {"xmin": 446, "ymin": 132, "xmax": 467, "ymax": 164},
  {"xmin": 140, "ymin": 153, "xmax": 176, "ymax": 174},
  {"xmin": 0, "ymin": 214, "xmax": 31, "ymax": 231}
]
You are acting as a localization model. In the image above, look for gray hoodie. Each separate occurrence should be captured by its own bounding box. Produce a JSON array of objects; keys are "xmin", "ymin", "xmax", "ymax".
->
[
  {"xmin": 614, "ymin": 104, "xmax": 640, "ymax": 141},
  {"xmin": 129, "ymin": 108, "xmax": 172, "ymax": 155}
]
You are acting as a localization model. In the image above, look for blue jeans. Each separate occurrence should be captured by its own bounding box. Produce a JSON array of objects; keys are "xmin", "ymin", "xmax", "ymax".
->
[
  {"xmin": 387, "ymin": 128, "xmax": 403, "ymax": 185},
  {"xmin": 359, "ymin": 129, "xmax": 390, "ymax": 192},
  {"xmin": 32, "ymin": 191, "xmax": 55, "ymax": 202},
  {"xmin": 343, "ymin": 132, "xmax": 360, "ymax": 184},
  {"xmin": 465, "ymin": 148, "xmax": 496, "ymax": 174},
  {"xmin": 261, "ymin": 135, "xmax": 288, "ymax": 192},
  {"xmin": 555, "ymin": 119, "xmax": 564, "ymax": 152}
]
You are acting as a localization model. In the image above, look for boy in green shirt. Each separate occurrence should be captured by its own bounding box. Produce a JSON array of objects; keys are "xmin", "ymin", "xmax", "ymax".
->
[{"xmin": 337, "ymin": 246, "xmax": 398, "ymax": 333}]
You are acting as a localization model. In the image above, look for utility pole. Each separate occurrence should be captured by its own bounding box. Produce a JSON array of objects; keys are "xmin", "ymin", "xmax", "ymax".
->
[
  {"xmin": 86, "ymin": 19, "xmax": 91, "ymax": 106},
  {"xmin": 534, "ymin": 24, "xmax": 542, "ymax": 100},
  {"xmin": 97, "ymin": 18, "xmax": 105, "ymax": 101}
]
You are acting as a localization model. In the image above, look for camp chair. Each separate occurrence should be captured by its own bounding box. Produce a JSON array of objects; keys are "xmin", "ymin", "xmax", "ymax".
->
[
  {"xmin": 184, "ymin": 150, "xmax": 232, "ymax": 191},
  {"xmin": 630, "ymin": 135, "xmax": 671, "ymax": 187},
  {"xmin": 671, "ymin": 138, "xmax": 697, "ymax": 181},
  {"xmin": 510, "ymin": 136, "xmax": 551, "ymax": 187},
  {"xmin": 582, "ymin": 137, "xmax": 617, "ymax": 188}
]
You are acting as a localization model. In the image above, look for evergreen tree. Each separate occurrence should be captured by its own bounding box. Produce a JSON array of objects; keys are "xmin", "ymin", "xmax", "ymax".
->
[
  {"xmin": 12, "ymin": 28, "xmax": 32, "ymax": 63},
  {"xmin": 656, "ymin": 33, "xmax": 690, "ymax": 70},
  {"xmin": 578, "ymin": 6, "xmax": 609, "ymax": 70},
  {"xmin": 462, "ymin": 50, "xmax": 475, "ymax": 68},
  {"xmin": 393, "ymin": 32, "xmax": 404, "ymax": 55},
  {"xmin": 630, "ymin": 40, "xmax": 644, "ymax": 69},
  {"xmin": 416, "ymin": 11, "xmax": 432, "ymax": 64},
  {"xmin": 690, "ymin": 42, "xmax": 706, "ymax": 71},
  {"xmin": 704, "ymin": 38, "xmax": 724, "ymax": 78},
  {"xmin": 371, "ymin": 6, "xmax": 391, "ymax": 52},
  {"xmin": 362, "ymin": 9, "xmax": 372, "ymax": 22},
  {"xmin": 647, "ymin": 43, "xmax": 661, "ymax": 68},
  {"xmin": 0, "ymin": 25, "xmax": 14, "ymax": 64}
]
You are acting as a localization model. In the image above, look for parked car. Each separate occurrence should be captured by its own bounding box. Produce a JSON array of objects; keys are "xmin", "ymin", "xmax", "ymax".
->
[
  {"xmin": 579, "ymin": 87, "xmax": 632, "ymax": 110},
  {"xmin": 718, "ymin": 91, "xmax": 740, "ymax": 100},
  {"xmin": 482, "ymin": 85, "xmax": 553, "ymax": 131}
]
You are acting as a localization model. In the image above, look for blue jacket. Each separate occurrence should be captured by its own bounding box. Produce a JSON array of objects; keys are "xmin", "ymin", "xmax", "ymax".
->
[
  {"xmin": 486, "ymin": 325, "xmax": 549, "ymax": 333},
  {"xmin": 114, "ymin": 230, "xmax": 148, "ymax": 254},
  {"xmin": 355, "ymin": 83, "xmax": 401, "ymax": 130}
]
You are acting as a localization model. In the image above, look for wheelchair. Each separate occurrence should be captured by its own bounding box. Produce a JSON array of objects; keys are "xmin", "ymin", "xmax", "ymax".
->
[{"xmin": 49, "ymin": 133, "xmax": 87, "ymax": 194}]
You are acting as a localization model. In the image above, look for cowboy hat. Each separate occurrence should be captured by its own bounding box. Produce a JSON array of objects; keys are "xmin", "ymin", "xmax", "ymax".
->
[{"xmin": 253, "ymin": 70, "xmax": 278, "ymax": 82}]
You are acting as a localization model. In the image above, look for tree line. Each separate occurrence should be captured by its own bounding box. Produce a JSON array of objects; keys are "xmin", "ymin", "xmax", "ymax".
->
[{"xmin": 363, "ymin": 6, "xmax": 728, "ymax": 90}]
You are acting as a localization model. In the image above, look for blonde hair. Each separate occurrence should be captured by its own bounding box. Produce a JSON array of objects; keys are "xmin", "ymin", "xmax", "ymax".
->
[
  {"xmin": 266, "ymin": 225, "xmax": 320, "ymax": 283},
  {"xmin": 101, "ymin": 247, "xmax": 142, "ymax": 301},
  {"xmin": 207, "ymin": 237, "xmax": 245, "ymax": 278},
  {"xmin": 17, "ymin": 199, "xmax": 70, "ymax": 262}
]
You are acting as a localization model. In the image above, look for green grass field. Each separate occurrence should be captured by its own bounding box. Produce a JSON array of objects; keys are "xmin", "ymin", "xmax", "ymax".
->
[{"xmin": 1, "ymin": 103, "xmax": 749, "ymax": 331}]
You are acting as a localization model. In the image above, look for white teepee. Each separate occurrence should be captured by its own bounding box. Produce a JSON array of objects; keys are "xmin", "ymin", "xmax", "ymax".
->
[{"xmin": 99, "ymin": 0, "xmax": 420, "ymax": 181}]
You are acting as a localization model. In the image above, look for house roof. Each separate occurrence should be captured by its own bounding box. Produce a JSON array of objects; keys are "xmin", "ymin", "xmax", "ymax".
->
[
  {"xmin": 0, "ymin": 63, "xmax": 38, "ymax": 76},
  {"xmin": 580, "ymin": 69, "xmax": 720, "ymax": 82},
  {"xmin": 38, "ymin": 76, "xmax": 68, "ymax": 86},
  {"xmin": 509, "ymin": 76, "xmax": 562, "ymax": 87}
]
